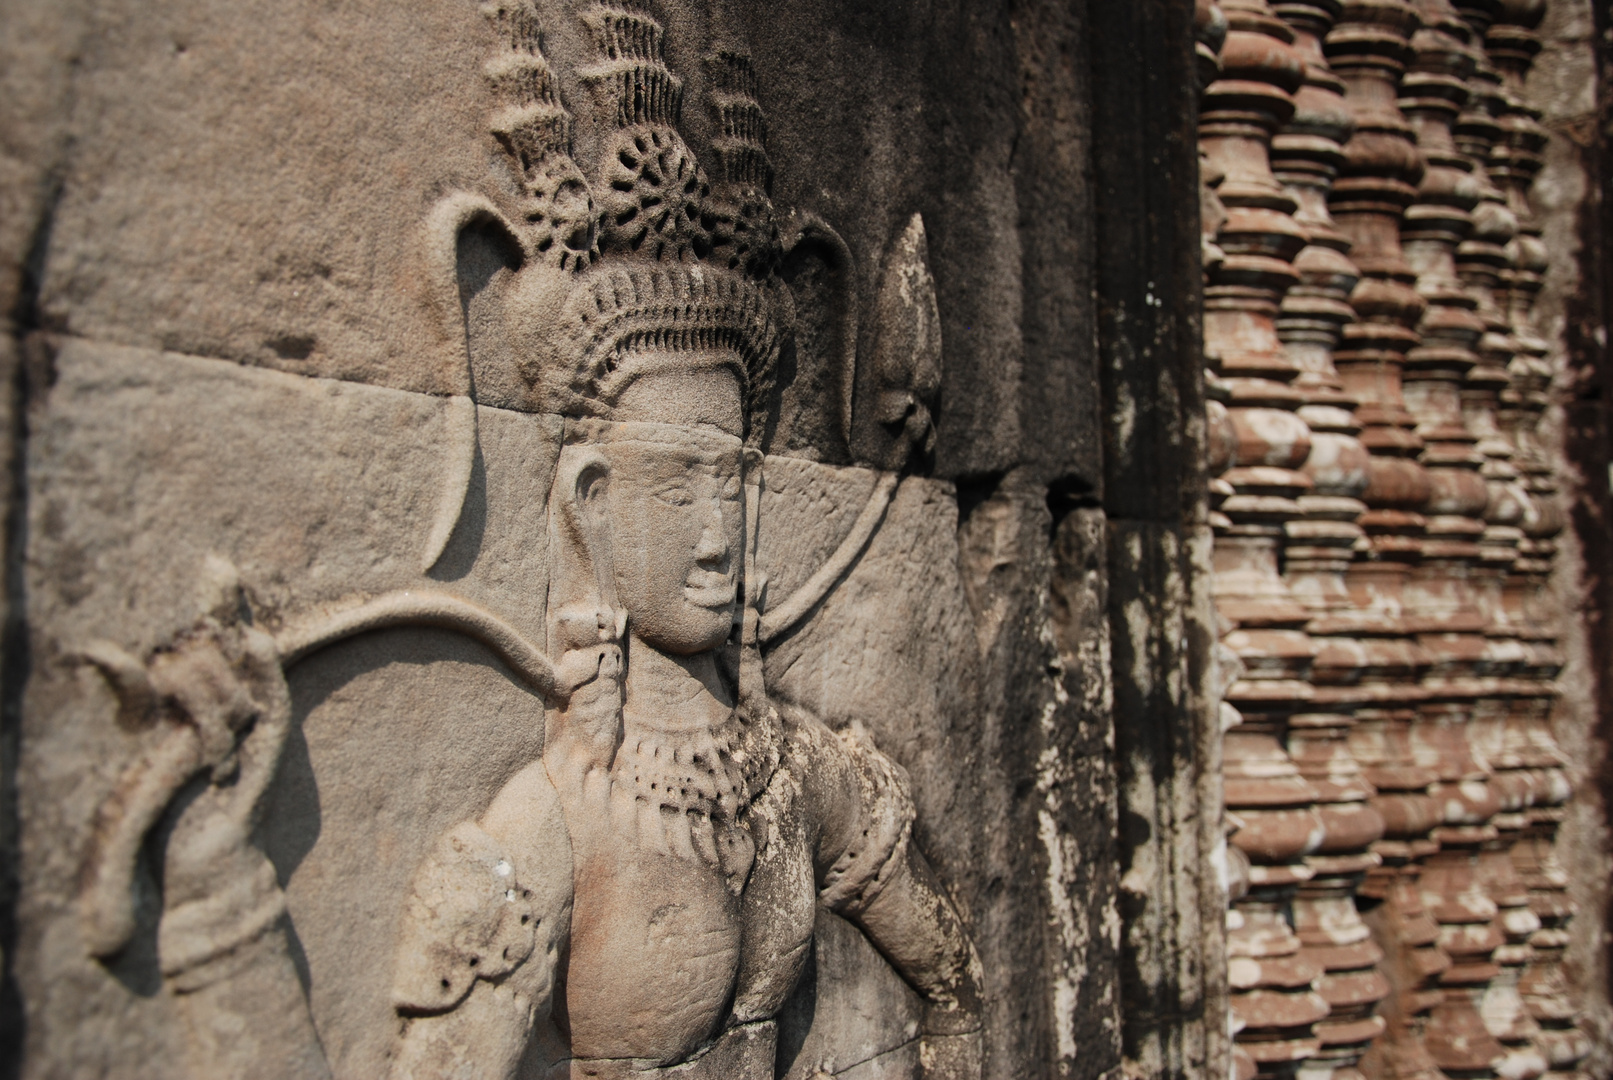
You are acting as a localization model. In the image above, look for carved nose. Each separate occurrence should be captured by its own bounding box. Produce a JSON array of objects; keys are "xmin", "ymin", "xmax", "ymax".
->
[{"xmin": 694, "ymin": 501, "xmax": 727, "ymax": 566}]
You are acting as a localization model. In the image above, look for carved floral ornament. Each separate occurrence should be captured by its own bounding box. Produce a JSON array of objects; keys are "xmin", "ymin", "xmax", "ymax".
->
[{"xmin": 73, "ymin": 4, "xmax": 975, "ymax": 1078}]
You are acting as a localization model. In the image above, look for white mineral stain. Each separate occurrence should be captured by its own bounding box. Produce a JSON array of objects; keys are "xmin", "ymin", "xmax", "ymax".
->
[{"xmin": 1038, "ymin": 805, "xmax": 1083, "ymax": 1061}]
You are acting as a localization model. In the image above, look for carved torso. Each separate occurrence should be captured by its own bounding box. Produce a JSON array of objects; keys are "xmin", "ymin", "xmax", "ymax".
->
[
  {"xmin": 385, "ymin": 690, "xmax": 899, "ymax": 1078},
  {"xmin": 557, "ymin": 709, "xmax": 783, "ymax": 1066},
  {"xmin": 563, "ymin": 827, "xmax": 747, "ymax": 1063}
]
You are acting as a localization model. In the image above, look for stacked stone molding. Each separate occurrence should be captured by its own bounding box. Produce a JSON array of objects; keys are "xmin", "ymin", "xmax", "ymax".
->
[
  {"xmin": 1395, "ymin": 5, "xmax": 1516, "ymax": 1075},
  {"xmin": 1448, "ymin": 9, "xmax": 1553, "ymax": 1076},
  {"xmin": 1320, "ymin": 15, "xmax": 1452, "ymax": 1074},
  {"xmin": 1271, "ymin": 4, "xmax": 1395, "ymax": 1078},
  {"xmin": 1202, "ymin": 0, "xmax": 1590, "ymax": 1075},
  {"xmin": 1201, "ymin": 2, "xmax": 1332, "ymax": 1075},
  {"xmin": 1482, "ymin": 5, "xmax": 1590, "ymax": 1076}
]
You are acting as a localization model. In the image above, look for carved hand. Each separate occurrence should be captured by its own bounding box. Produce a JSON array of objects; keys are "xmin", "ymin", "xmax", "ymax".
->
[
  {"xmin": 859, "ymin": 855, "xmax": 984, "ymax": 1080},
  {"xmin": 81, "ymin": 598, "xmax": 292, "ymax": 973},
  {"xmin": 808, "ymin": 724, "xmax": 984, "ymax": 1080},
  {"xmin": 149, "ymin": 623, "xmax": 292, "ymax": 968},
  {"xmin": 544, "ymin": 604, "xmax": 626, "ymax": 786},
  {"xmin": 917, "ymin": 1029, "xmax": 984, "ymax": 1080},
  {"xmin": 555, "ymin": 641, "xmax": 623, "ymax": 738},
  {"xmin": 388, "ymin": 763, "xmax": 574, "ymax": 1080}
]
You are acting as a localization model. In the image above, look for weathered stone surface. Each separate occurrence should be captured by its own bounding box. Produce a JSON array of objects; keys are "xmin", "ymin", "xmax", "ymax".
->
[
  {"xmin": 0, "ymin": 1, "xmax": 1146, "ymax": 1078},
  {"xmin": 4, "ymin": 0, "xmax": 1605, "ymax": 1077},
  {"xmin": 9, "ymin": 0, "xmax": 1099, "ymax": 486}
]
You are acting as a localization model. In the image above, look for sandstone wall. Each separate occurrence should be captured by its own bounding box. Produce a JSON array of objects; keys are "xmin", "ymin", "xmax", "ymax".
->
[{"xmin": 0, "ymin": 2, "xmax": 1191, "ymax": 1079}]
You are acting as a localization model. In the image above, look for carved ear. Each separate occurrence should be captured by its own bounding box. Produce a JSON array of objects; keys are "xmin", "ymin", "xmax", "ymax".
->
[
  {"xmin": 571, "ymin": 454, "xmax": 615, "ymax": 610},
  {"xmin": 548, "ymin": 446, "xmax": 621, "ymax": 652}
]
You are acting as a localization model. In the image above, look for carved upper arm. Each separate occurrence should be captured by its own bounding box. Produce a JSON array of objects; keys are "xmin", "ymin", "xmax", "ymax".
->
[
  {"xmin": 391, "ymin": 762, "xmax": 573, "ymax": 1015},
  {"xmin": 789, "ymin": 712, "xmax": 917, "ymax": 917}
]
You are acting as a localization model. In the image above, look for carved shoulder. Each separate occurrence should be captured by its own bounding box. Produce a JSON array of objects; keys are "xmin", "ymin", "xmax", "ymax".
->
[
  {"xmin": 390, "ymin": 763, "xmax": 574, "ymax": 1015},
  {"xmin": 779, "ymin": 709, "xmax": 916, "ymax": 917}
]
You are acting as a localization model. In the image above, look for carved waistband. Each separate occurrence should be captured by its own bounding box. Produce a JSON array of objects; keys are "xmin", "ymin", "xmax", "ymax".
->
[{"xmin": 554, "ymin": 1022, "xmax": 777, "ymax": 1080}]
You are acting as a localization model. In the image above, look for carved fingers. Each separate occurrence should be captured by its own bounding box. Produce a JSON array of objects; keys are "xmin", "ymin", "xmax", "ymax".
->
[
  {"xmin": 553, "ymin": 643, "xmax": 617, "ymax": 696},
  {"xmin": 388, "ymin": 814, "xmax": 569, "ymax": 1080},
  {"xmin": 79, "ymin": 641, "xmax": 160, "ymax": 732},
  {"xmin": 391, "ymin": 822, "xmax": 542, "ymax": 1015},
  {"xmin": 811, "ymin": 726, "xmax": 984, "ymax": 1050},
  {"xmin": 545, "ymin": 643, "xmax": 624, "ymax": 785},
  {"xmin": 80, "ymin": 720, "xmax": 206, "ymax": 959},
  {"xmin": 545, "ymin": 600, "xmax": 625, "ymax": 779},
  {"xmin": 145, "ymin": 623, "xmax": 286, "ymax": 791},
  {"xmin": 850, "ymin": 849, "xmax": 982, "ymax": 1025}
]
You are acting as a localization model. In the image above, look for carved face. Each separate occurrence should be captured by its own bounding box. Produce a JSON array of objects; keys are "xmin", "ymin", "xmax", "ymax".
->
[{"xmin": 601, "ymin": 433, "xmax": 743, "ymax": 656}]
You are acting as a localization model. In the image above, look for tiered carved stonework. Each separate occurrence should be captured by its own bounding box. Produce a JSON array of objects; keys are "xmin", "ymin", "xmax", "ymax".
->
[
  {"xmin": 1197, "ymin": 12, "xmax": 1257, "ymax": 1077},
  {"xmin": 1204, "ymin": 1, "xmax": 1589, "ymax": 1077},
  {"xmin": 1392, "ymin": 7, "xmax": 1514, "ymax": 1075},
  {"xmin": 1482, "ymin": 5, "xmax": 1588, "ymax": 1076},
  {"xmin": 1321, "ymin": 7, "xmax": 1453, "ymax": 1079},
  {"xmin": 1474, "ymin": 836, "xmax": 1549, "ymax": 1079},
  {"xmin": 1202, "ymin": 4, "xmax": 1337, "ymax": 1075},
  {"xmin": 1198, "ymin": 13, "xmax": 1261, "ymax": 1079},
  {"xmin": 1269, "ymin": 5, "xmax": 1394, "ymax": 1077},
  {"xmin": 1511, "ymin": 822, "xmax": 1588, "ymax": 1080},
  {"xmin": 1198, "ymin": 11, "xmax": 1268, "ymax": 1080},
  {"xmin": 1450, "ymin": 17, "xmax": 1537, "ymax": 991},
  {"xmin": 1426, "ymin": 5, "xmax": 1554, "ymax": 1076}
]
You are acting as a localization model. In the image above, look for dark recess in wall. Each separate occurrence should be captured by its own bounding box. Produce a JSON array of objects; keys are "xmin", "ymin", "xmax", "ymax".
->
[
  {"xmin": 1568, "ymin": 0, "xmax": 1613, "ymax": 1011},
  {"xmin": 1087, "ymin": 0, "xmax": 1221, "ymax": 1077}
]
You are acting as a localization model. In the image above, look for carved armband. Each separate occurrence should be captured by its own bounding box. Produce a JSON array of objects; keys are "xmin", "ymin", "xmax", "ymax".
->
[
  {"xmin": 159, "ymin": 854, "xmax": 288, "ymax": 993},
  {"xmin": 816, "ymin": 731, "xmax": 916, "ymax": 917},
  {"xmin": 390, "ymin": 821, "xmax": 545, "ymax": 1015}
]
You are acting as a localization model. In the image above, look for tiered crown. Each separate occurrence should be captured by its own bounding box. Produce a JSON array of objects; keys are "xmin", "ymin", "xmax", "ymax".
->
[{"xmin": 470, "ymin": 0, "xmax": 782, "ymax": 441}]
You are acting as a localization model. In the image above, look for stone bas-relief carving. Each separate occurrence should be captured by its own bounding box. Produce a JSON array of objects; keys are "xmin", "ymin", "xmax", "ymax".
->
[{"xmin": 64, "ymin": 4, "xmax": 982, "ymax": 1078}]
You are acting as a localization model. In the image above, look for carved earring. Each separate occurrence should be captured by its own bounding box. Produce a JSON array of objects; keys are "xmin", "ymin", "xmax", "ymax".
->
[{"xmin": 548, "ymin": 446, "xmax": 624, "ymax": 655}]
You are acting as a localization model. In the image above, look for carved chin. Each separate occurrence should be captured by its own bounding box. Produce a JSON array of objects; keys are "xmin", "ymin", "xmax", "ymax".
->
[{"xmin": 632, "ymin": 606, "xmax": 734, "ymax": 655}]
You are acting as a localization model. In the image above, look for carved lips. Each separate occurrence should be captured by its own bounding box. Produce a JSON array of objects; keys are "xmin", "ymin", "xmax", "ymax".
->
[{"xmin": 683, "ymin": 568, "xmax": 737, "ymax": 610}]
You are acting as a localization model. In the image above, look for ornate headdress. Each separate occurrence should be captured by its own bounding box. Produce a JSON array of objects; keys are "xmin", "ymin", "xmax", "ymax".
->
[{"xmin": 462, "ymin": 0, "xmax": 783, "ymax": 442}]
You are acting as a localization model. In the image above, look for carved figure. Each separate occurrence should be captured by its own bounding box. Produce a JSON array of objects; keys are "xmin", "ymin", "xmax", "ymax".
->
[{"xmin": 74, "ymin": 4, "xmax": 980, "ymax": 1078}]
